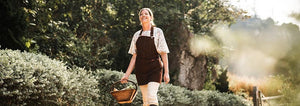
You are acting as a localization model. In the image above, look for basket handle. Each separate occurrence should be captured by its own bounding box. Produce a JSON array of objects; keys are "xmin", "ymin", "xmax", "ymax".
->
[{"xmin": 110, "ymin": 80, "xmax": 137, "ymax": 92}]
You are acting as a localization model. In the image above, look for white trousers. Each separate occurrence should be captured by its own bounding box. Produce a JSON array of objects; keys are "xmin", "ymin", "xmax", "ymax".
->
[{"xmin": 139, "ymin": 82, "xmax": 160, "ymax": 106}]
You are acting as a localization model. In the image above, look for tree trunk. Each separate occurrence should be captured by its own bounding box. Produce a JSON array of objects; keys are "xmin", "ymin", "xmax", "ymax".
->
[
  {"xmin": 168, "ymin": 23, "xmax": 208, "ymax": 90},
  {"xmin": 178, "ymin": 51, "xmax": 207, "ymax": 90}
]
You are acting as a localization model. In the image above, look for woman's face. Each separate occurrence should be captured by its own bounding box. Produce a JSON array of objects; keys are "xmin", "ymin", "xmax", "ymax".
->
[{"xmin": 139, "ymin": 10, "xmax": 152, "ymax": 24}]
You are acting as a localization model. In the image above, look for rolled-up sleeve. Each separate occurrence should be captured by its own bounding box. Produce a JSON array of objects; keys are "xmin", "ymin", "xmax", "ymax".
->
[{"xmin": 157, "ymin": 28, "xmax": 170, "ymax": 54}]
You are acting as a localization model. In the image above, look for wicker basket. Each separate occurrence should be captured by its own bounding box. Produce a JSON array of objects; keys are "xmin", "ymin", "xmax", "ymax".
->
[{"xmin": 110, "ymin": 80, "xmax": 138, "ymax": 104}]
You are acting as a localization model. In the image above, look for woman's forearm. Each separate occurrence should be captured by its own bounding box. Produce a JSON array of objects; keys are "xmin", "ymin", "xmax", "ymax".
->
[
  {"xmin": 125, "ymin": 53, "xmax": 137, "ymax": 76},
  {"xmin": 160, "ymin": 53, "xmax": 169, "ymax": 74}
]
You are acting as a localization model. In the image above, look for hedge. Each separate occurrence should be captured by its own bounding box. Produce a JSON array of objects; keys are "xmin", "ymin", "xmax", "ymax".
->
[
  {"xmin": 0, "ymin": 49, "xmax": 251, "ymax": 106},
  {"xmin": 96, "ymin": 69, "xmax": 251, "ymax": 106},
  {"xmin": 0, "ymin": 49, "xmax": 99, "ymax": 105}
]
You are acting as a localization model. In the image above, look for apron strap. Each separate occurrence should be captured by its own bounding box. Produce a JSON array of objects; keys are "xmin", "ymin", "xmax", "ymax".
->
[
  {"xmin": 139, "ymin": 29, "xmax": 143, "ymax": 36},
  {"xmin": 150, "ymin": 26, "xmax": 154, "ymax": 37}
]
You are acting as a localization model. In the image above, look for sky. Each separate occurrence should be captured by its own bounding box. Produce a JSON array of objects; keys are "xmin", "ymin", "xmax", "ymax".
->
[{"xmin": 229, "ymin": 0, "xmax": 300, "ymax": 27}]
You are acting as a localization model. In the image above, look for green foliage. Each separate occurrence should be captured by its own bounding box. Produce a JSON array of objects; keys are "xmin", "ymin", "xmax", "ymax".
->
[
  {"xmin": 187, "ymin": 90, "xmax": 250, "ymax": 106},
  {"xmin": 99, "ymin": 0, "xmax": 143, "ymax": 71},
  {"xmin": 20, "ymin": 0, "xmax": 114, "ymax": 70},
  {"xmin": 1, "ymin": 0, "xmax": 246, "ymax": 97},
  {"xmin": 0, "ymin": 0, "xmax": 28, "ymax": 50},
  {"xmin": 95, "ymin": 69, "xmax": 250, "ymax": 106},
  {"xmin": 215, "ymin": 69, "xmax": 230, "ymax": 93},
  {"xmin": 0, "ymin": 48, "xmax": 249, "ymax": 105},
  {"xmin": 206, "ymin": 57, "xmax": 229, "ymax": 92},
  {"xmin": 185, "ymin": 0, "xmax": 246, "ymax": 34},
  {"xmin": 0, "ymin": 49, "xmax": 99, "ymax": 105},
  {"xmin": 1, "ymin": 0, "xmax": 244, "ymax": 72}
]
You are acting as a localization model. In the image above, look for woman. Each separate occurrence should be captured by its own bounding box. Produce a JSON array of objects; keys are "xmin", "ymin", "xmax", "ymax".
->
[{"xmin": 120, "ymin": 8, "xmax": 170, "ymax": 106}]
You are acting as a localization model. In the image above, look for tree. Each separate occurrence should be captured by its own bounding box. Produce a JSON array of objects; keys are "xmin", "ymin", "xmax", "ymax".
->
[
  {"xmin": 290, "ymin": 13, "xmax": 300, "ymax": 21},
  {"xmin": 1, "ymin": 0, "xmax": 246, "ymax": 90},
  {"xmin": 214, "ymin": 68, "xmax": 229, "ymax": 92},
  {"xmin": 21, "ymin": 0, "xmax": 114, "ymax": 70},
  {"xmin": 0, "ymin": 0, "xmax": 27, "ymax": 50}
]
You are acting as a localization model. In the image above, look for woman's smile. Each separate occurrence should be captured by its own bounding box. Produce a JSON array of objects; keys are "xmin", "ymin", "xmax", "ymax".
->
[{"xmin": 139, "ymin": 10, "xmax": 151, "ymax": 23}]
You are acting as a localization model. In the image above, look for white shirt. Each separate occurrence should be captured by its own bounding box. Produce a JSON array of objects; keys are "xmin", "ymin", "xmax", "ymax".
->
[{"xmin": 128, "ymin": 27, "xmax": 170, "ymax": 54}]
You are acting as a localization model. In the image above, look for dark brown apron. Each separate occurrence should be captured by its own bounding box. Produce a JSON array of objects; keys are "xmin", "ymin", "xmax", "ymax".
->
[{"xmin": 135, "ymin": 27, "xmax": 162, "ymax": 85}]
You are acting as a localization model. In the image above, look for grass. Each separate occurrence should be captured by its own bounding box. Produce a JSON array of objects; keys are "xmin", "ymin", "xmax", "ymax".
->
[{"xmin": 228, "ymin": 72, "xmax": 284, "ymax": 99}]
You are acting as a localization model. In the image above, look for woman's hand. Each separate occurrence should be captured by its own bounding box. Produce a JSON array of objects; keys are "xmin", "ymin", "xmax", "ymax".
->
[
  {"xmin": 120, "ymin": 74, "xmax": 129, "ymax": 83},
  {"xmin": 164, "ymin": 73, "xmax": 170, "ymax": 84}
]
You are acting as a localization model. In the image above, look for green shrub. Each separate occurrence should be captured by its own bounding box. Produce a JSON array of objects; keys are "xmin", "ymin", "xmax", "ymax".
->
[
  {"xmin": 0, "ymin": 49, "xmax": 99, "ymax": 105},
  {"xmin": 95, "ymin": 69, "xmax": 251, "ymax": 106}
]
